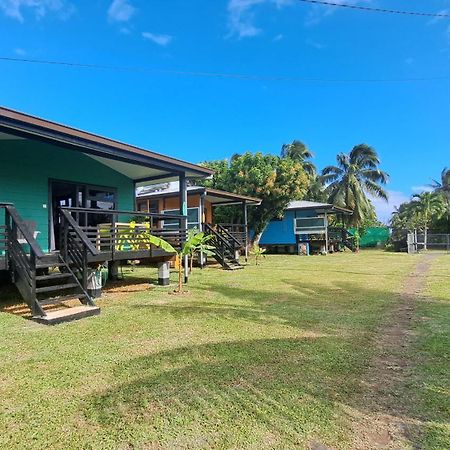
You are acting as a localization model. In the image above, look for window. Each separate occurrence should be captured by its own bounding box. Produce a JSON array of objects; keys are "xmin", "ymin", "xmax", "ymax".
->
[
  {"xmin": 294, "ymin": 216, "xmax": 327, "ymax": 235},
  {"xmin": 162, "ymin": 207, "xmax": 200, "ymax": 230},
  {"xmin": 86, "ymin": 189, "xmax": 115, "ymax": 210}
]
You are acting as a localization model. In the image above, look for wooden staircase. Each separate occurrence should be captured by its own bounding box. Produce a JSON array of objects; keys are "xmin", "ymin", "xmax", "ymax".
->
[
  {"xmin": 33, "ymin": 253, "xmax": 99, "ymax": 324},
  {"xmin": 204, "ymin": 223, "xmax": 243, "ymax": 270},
  {"xmin": 328, "ymin": 227, "xmax": 357, "ymax": 252},
  {"xmin": 1, "ymin": 204, "xmax": 99, "ymax": 324}
]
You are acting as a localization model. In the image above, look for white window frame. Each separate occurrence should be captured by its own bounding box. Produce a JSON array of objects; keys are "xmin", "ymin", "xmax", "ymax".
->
[
  {"xmin": 293, "ymin": 215, "xmax": 327, "ymax": 235},
  {"xmin": 162, "ymin": 207, "xmax": 200, "ymax": 230}
]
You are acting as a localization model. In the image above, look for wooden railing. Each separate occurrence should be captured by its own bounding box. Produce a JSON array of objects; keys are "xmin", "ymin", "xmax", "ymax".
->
[
  {"xmin": 60, "ymin": 207, "xmax": 186, "ymax": 260},
  {"xmin": 218, "ymin": 223, "xmax": 247, "ymax": 247},
  {"xmin": 60, "ymin": 209, "xmax": 99, "ymax": 293},
  {"xmin": 0, "ymin": 203, "xmax": 45, "ymax": 317},
  {"xmin": 216, "ymin": 224, "xmax": 241, "ymax": 247},
  {"xmin": 328, "ymin": 227, "xmax": 357, "ymax": 251},
  {"xmin": 204, "ymin": 223, "xmax": 237, "ymax": 267}
]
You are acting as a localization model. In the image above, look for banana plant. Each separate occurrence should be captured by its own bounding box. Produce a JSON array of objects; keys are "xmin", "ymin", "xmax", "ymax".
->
[
  {"xmin": 186, "ymin": 228, "xmax": 215, "ymax": 273},
  {"xmin": 121, "ymin": 222, "xmax": 216, "ymax": 292},
  {"xmin": 250, "ymin": 244, "xmax": 266, "ymax": 266},
  {"xmin": 144, "ymin": 229, "xmax": 213, "ymax": 293}
]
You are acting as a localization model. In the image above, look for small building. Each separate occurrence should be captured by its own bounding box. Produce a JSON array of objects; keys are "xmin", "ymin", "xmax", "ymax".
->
[
  {"xmin": 136, "ymin": 184, "xmax": 261, "ymax": 268},
  {"xmin": 0, "ymin": 106, "xmax": 213, "ymax": 323},
  {"xmin": 259, "ymin": 200, "xmax": 354, "ymax": 255}
]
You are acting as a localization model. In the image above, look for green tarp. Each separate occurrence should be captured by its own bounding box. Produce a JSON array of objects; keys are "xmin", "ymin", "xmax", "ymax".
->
[{"xmin": 348, "ymin": 227, "xmax": 390, "ymax": 248}]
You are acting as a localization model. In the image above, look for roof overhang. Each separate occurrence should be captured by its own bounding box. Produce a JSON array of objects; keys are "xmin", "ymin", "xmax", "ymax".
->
[
  {"xmin": 286, "ymin": 203, "xmax": 353, "ymax": 215},
  {"xmin": 138, "ymin": 186, "xmax": 261, "ymax": 206},
  {"xmin": 0, "ymin": 106, "xmax": 214, "ymax": 185}
]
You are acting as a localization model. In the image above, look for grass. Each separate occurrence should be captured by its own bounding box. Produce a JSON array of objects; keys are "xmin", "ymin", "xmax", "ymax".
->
[
  {"xmin": 0, "ymin": 251, "xmax": 447, "ymax": 449},
  {"xmin": 409, "ymin": 254, "xmax": 450, "ymax": 448}
]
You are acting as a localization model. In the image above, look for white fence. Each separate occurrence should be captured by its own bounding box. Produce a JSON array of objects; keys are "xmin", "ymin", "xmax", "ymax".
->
[{"xmin": 407, "ymin": 231, "xmax": 450, "ymax": 254}]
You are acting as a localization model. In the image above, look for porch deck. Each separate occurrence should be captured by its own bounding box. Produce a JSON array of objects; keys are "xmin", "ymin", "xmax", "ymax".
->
[{"xmin": 1, "ymin": 204, "xmax": 187, "ymax": 323}]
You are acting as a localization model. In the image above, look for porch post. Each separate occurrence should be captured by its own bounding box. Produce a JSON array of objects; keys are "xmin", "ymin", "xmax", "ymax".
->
[
  {"xmin": 324, "ymin": 212, "xmax": 328, "ymax": 255},
  {"xmin": 242, "ymin": 200, "xmax": 248, "ymax": 262},
  {"xmin": 179, "ymin": 173, "xmax": 189, "ymax": 283},
  {"xmin": 198, "ymin": 191, "xmax": 206, "ymax": 267}
]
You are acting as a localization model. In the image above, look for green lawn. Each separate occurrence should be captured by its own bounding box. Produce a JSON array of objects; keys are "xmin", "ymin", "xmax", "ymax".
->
[
  {"xmin": 410, "ymin": 255, "xmax": 450, "ymax": 448},
  {"xmin": 0, "ymin": 251, "xmax": 448, "ymax": 449}
]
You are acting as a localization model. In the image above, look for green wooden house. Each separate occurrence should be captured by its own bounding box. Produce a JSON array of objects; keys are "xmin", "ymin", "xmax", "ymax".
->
[{"xmin": 0, "ymin": 106, "xmax": 213, "ymax": 324}]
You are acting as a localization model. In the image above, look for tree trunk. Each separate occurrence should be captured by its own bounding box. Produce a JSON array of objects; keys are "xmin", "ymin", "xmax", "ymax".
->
[
  {"xmin": 178, "ymin": 256, "xmax": 183, "ymax": 292},
  {"xmin": 190, "ymin": 254, "xmax": 194, "ymax": 273},
  {"xmin": 424, "ymin": 225, "xmax": 428, "ymax": 251},
  {"xmin": 251, "ymin": 231, "xmax": 263, "ymax": 247}
]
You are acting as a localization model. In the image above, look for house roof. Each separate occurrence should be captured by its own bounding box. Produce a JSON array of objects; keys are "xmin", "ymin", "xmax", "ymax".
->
[
  {"xmin": 137, "ymin": 183, "xmax": 261, "ymax": 206},
  {"xmin": 286, "ymin": 200, "xmax": 352, "ymax": 214},
  {"xmin": 0, "ymin": 106, "xmax": 214, "ymax": 185}
]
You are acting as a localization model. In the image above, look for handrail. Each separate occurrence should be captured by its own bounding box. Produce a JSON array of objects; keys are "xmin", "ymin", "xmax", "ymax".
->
[
  {"xmin": 60, "ymin": 209, "xmax": 99, "ymax": 256},
  {"xmin": 1, "ymin": 204, "xmax": 45, "ymax": 258},
  {"xmin": 215, "ymin": 224, "xmax": 242, "ymax": 247},
  {"xmin": 204, "ymin": 223, "xmax": 235, "ymax": 254},
  {"xmin": 61, "ymin": 207, "xmax": 187, "ymax": 221}
]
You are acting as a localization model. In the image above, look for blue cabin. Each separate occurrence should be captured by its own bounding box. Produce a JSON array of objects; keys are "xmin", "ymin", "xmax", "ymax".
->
[{"xmin": 259, "ymin": 201, "xmax": 354, "ymax": 255}]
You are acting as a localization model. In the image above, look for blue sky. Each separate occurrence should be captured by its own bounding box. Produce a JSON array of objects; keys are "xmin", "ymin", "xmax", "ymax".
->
[{"xmin": 1, "ymin": 0, "xmax": 449, "ymax": 221}]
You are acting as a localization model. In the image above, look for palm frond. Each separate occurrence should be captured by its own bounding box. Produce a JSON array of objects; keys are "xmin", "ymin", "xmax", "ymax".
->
[{"xmin": 363, "ymin": 180, "xmax": 389, "ymax": 201}]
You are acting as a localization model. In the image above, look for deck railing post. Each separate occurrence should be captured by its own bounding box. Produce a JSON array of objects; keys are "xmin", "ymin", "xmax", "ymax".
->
[
  {"xmin": 82, "ymin": 245, "xmax": 88, "ymax": 294},
  {"xmin": 179, "ymin": 173, "xmax": 188, "ymax": 283},
  {"xmin": 111, "ymin": 212, "xmax": 117, "ymax": 260},
  {"xmin": 242, "ymin": 201, "xmax": 248, "ymax": 262},
  {"xmin": 29, "ymin": 251, "xmax": 37, "ymax": 316}
]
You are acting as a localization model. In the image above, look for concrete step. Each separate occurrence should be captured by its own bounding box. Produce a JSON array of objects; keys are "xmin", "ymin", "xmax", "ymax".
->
[{"xmin": 33, "ymin": 305, "xmax": 100, "ymax": 325}]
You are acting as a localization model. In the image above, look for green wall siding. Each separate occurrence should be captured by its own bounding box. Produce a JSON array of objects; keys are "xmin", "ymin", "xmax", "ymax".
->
[{"xmin": 0, "ymin": 139, "xmax": 135, "ymax": 252}]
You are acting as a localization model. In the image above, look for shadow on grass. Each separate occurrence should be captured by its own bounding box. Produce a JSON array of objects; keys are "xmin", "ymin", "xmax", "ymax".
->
[
  {"xmin": 131, "ymin": 278, "xmax": 397, "ymax": 333},
  {"xmin": 82, "ymin": 280, "xmax": 443, "ymax": 448},
  {"xmin": 84, "ymin": 337, "xmax": 355, "ymax": 448}
]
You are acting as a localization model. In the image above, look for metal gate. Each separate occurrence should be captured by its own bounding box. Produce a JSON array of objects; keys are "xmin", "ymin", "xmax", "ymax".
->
[{"xmin": 407, "ymin": 231, "xmax": 450, "ymax": 254}]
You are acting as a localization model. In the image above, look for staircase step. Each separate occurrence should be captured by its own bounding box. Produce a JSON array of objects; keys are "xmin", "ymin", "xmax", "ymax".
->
[
  {"xmin": 33, "ymin": 305, "xmax": 100, "ymax": 325},
  {"xmin": 36, "ymin": 262, "xmax": 66, "ymax": 269},
  {"xmin": 225, "ymin": 265, "xmax": 243, "ymax": 270},
  {"xmin": 36, "ymin": 273, "xmax": 73, "ymax": 282},
  {"xmin": 36, "ymin": 283, "xmax": 79, "ymax": 294},
  {"xmin": 38, "ymin": 293, "xmax": 86, "ymax": 306}
]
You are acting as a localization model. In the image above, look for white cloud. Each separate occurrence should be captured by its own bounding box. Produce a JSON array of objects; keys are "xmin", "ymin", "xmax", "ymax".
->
[
  {"xmin": 0, "ymin": 0, "xmax": 74, "ymax": 22},
  {"xmin": 427, "ymin": 10, "xmax": 449, "ymax": 26},
  {"xmin": 108, "ymin": 0, "xmax": 135, "ymax": 23},
  {"xmin": 142, "ymin": 32, "xmax": 172, "ymax": 46},
  {"xmin": 412, "ymin": 185, "xmax": 434, "ymax": 194},
  {"xmin": 226, "ymin": 0, "xmax": 292, "ymax": 38},
  {"xmin": 273, "ymin": 33, "xmax": 284, "ymax": 41},
  {"xmin": 306, "ymin": 38, "xmax": 325, "ymax": 49},
  {"xmin": 370, "ymin": 190, "xmax": 410, "ymax": 224},
  {"xmin": 14, "ymin": 47, "xmax": 26, "ymax": 55},
  {"xmin": 305, "ymin": 0, "xmax": 371, "ymax": 26}
]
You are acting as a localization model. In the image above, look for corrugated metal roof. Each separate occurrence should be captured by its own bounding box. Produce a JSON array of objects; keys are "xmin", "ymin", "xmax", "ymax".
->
[{"xmin": 286, "ymin": 200, "xmax": 352, "ymax": 214}]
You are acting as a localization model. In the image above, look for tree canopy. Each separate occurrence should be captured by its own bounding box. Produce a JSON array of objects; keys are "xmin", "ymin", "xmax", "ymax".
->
[
  {"xmin": 280, "ymin": 140, "xmax": 316, "ymax": 176},
  {"xmin": 322, "ymin": 144, "xmax": 389, "ymax": 226},
  {"xmin": 199, "ymin": 151, "xmax": 308, "ymax": 244},
  {"xmin": 391, "ymin": 188, "xmax": 448, "ymax": 233}
]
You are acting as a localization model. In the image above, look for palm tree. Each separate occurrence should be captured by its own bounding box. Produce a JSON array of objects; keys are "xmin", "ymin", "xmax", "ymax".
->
[
  {"xmin": 322, "ymin": 144, "xmax": 389, "ymax": 226},
  {"xmin": 411, "ymin": 192, "xmax": 445, "ymax": 250},
  {"xmin": 430, "ymin": 167, "xmax": 450, "ymax": 220},
  {"xmin": 281, "ymin": 140, "xmax": 316, "ymax": 175},
  {"xmin": 306, "ymin": 174, "xmax": 328, "ymax": 203}
]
